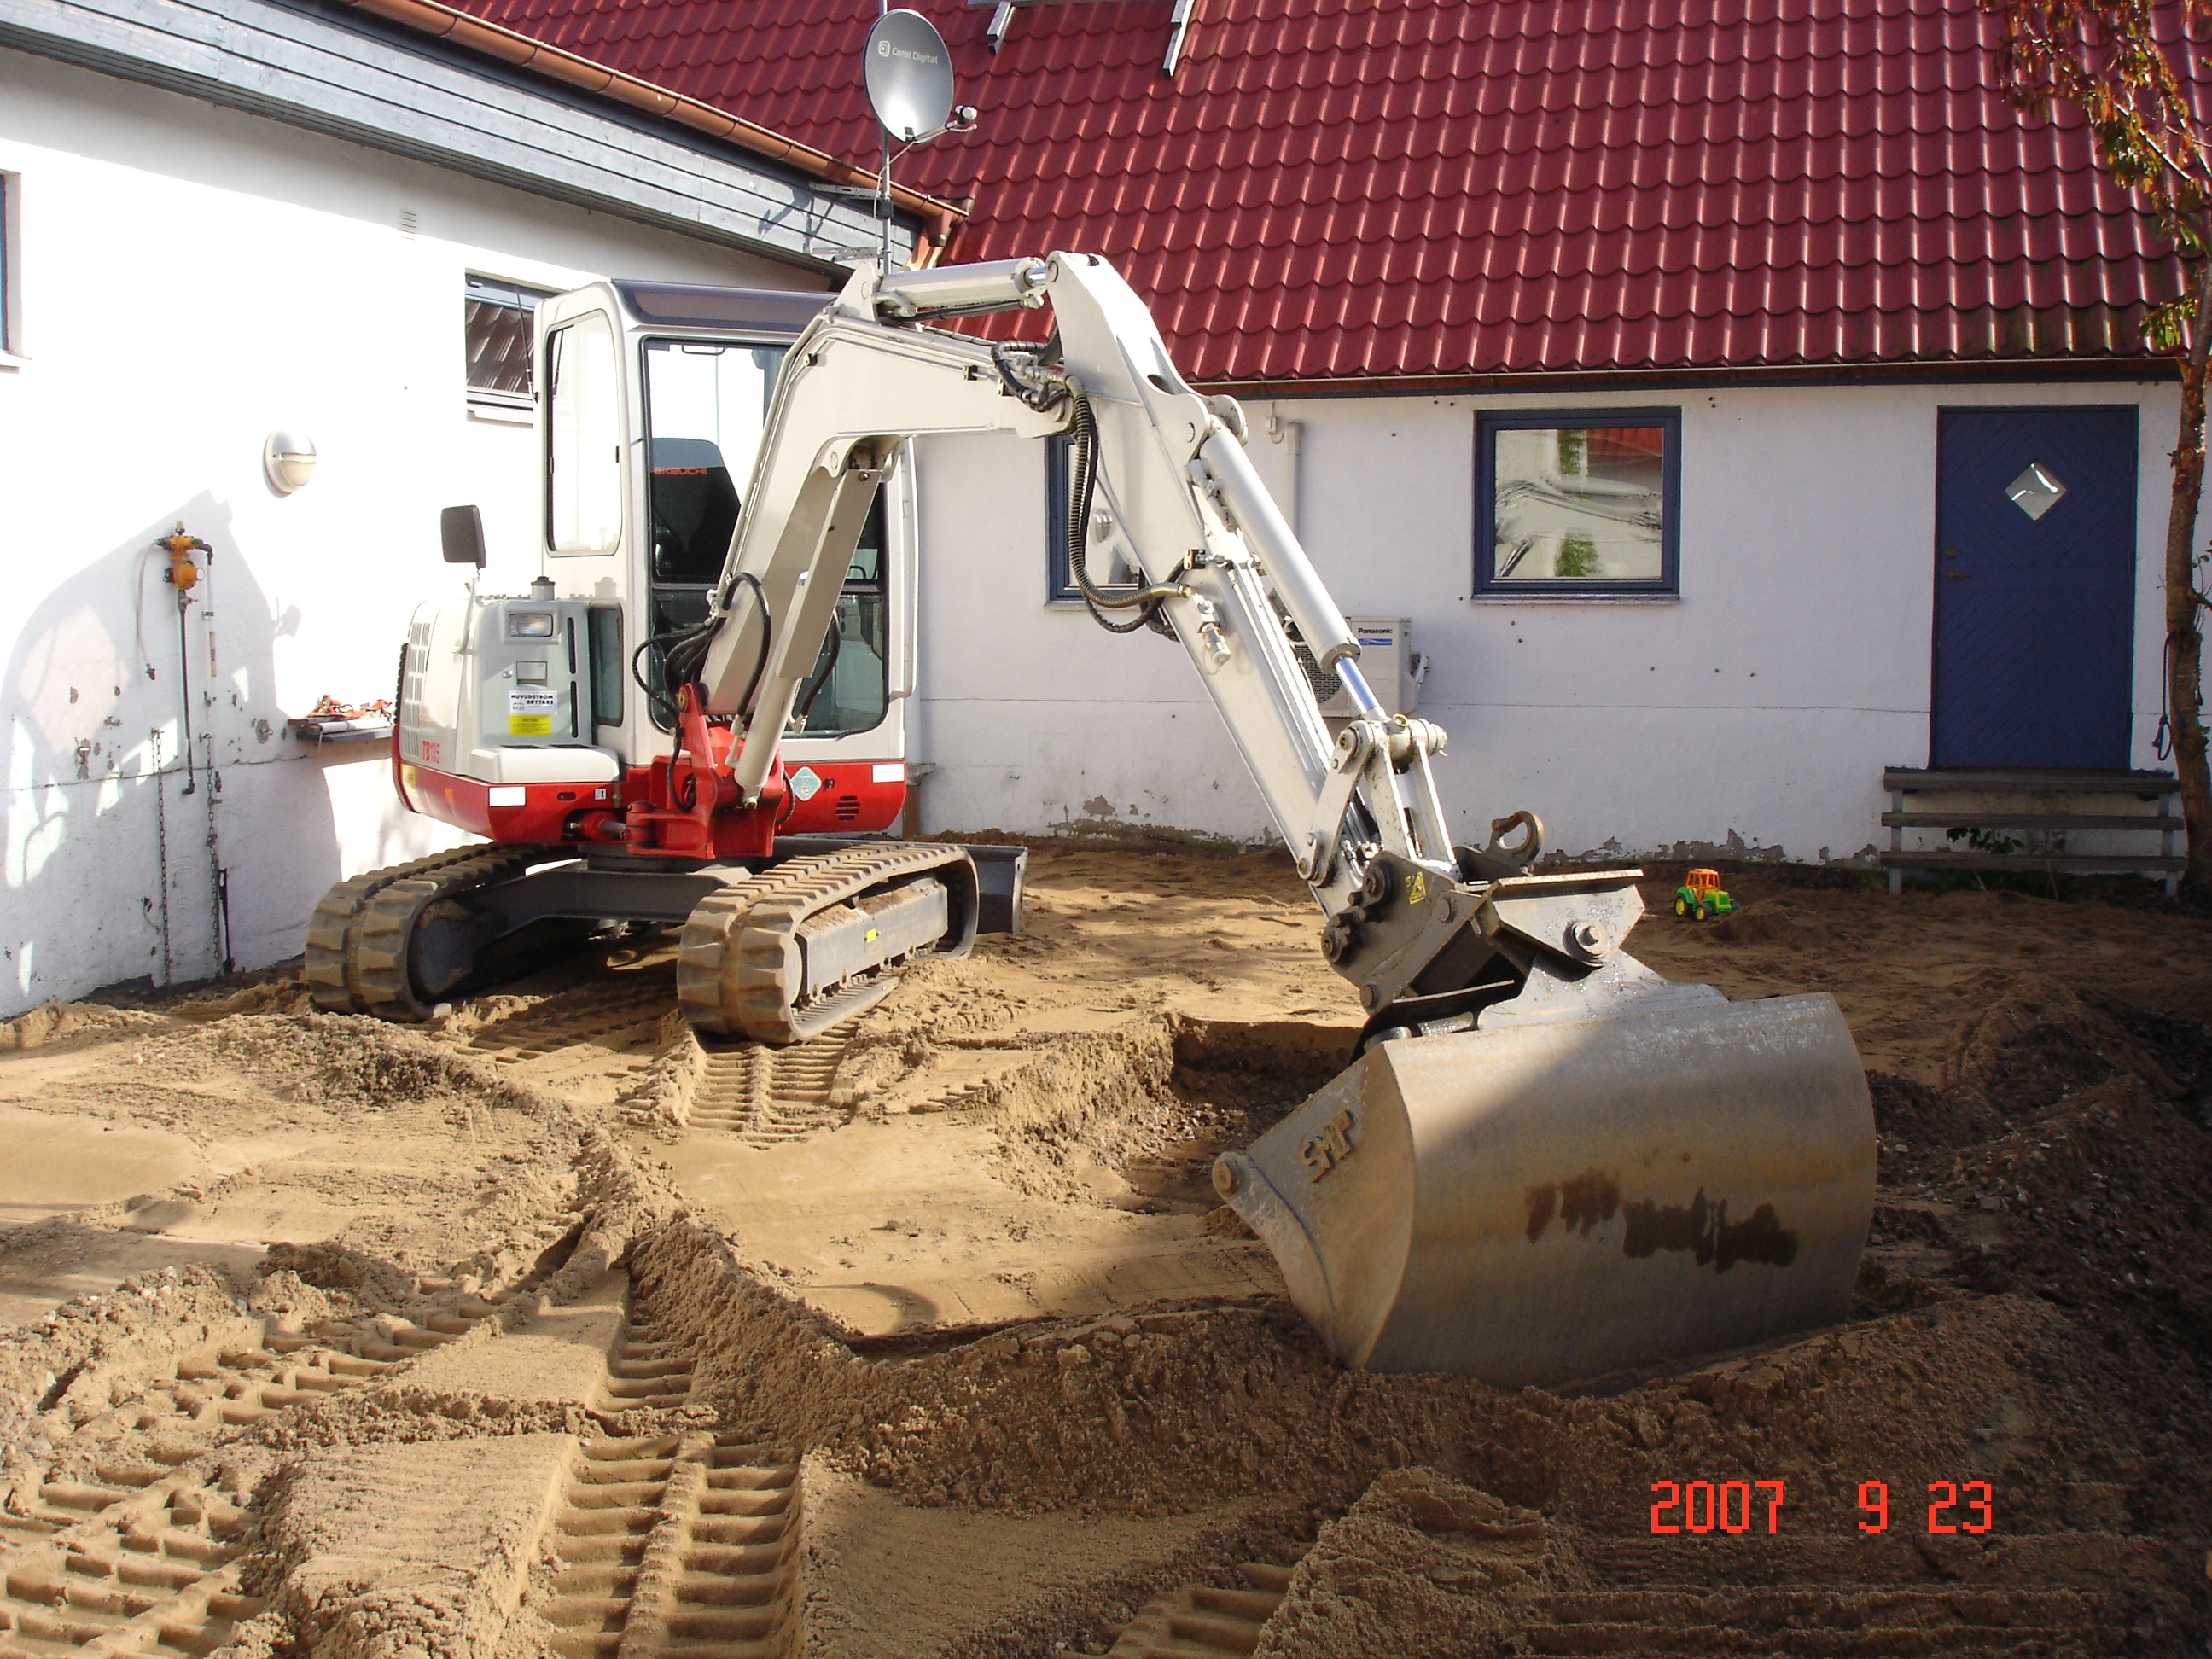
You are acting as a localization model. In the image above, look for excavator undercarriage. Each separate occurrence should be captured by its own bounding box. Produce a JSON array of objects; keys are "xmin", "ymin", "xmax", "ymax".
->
[{"xmin": 306, "ymin": 839, "xmax": 1017, "ymax": 1039}]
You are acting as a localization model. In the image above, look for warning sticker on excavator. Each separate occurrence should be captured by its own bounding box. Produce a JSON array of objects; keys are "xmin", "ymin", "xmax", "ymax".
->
[{"xmin": 508, "ymin": 690, "xmax": 555, "ymax": 736}]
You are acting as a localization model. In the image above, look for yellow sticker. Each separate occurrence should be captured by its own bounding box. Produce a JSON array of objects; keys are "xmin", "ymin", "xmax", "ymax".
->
[
  {"xmin": 864, "ymin": 928, "xmax": 879, "ymax": 943},
  {"xmin": 1405, "ymin": 870, "xmax": 1429, "ymax": 907},
  {"xmin": 509, "ymin": 688, "xmax": 555, "ymax": 736}
]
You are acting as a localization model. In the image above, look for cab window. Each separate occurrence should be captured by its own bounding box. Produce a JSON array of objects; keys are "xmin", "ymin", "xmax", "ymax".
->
[
  {"xmin": 643, "ymin": 341, "xmax": 784, "ymax": 581},
  {"xmin": 788, "ymin": 493, "xmax": 890, "ymax": 741},
  {"xmin": 641, "ymin": 340, "xmax": 786, "ymax": 724},
  {"xmin": 545, "ymin": 313, "xmax": 622, "ymax": 555}
]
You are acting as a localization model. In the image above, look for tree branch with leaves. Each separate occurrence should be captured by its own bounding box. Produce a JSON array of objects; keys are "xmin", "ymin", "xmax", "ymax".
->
[{"xmin": 1988, "ymin": 0, "xmax": 2212, "ymax": 896}]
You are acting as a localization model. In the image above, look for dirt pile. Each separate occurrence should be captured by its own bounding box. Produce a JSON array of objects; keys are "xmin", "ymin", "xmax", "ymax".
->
[
  {"xmin": 1, "ymin": 851, "xmax": 2208, "ymax": 1656},
  {"xmin": 1254, "ymin": 1470, "xmax": 1556, "ymax": 1657},
  {"xmin": 614, "ymin": 1211, "xmax": 2120, "ymax": 1545},
  {"xmin": 1850, "ymin": 972, "xmax": 2212, "ymax": 1557},
  {"xmin": 0, "ymin": 999, "xmax": 166, "ymax": 1051},
  {"xmin": 256, "ymin": 1435, "xmax": 573, "ymax": 1659}
]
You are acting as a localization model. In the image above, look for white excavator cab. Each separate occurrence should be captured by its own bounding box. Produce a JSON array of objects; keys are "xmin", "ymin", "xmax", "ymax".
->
[
  {"xmin": 397, "ymin": 282, "xmax": 919, "ymax": 843},
  {"xmin": 534, "ymin": 281, "xmax": 917, "ymax": 797}
]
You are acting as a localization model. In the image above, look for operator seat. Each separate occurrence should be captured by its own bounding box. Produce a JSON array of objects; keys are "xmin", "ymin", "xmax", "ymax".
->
[{"xmin": 649, "ymin": 435, "xmax": 741, "ymax": 584}]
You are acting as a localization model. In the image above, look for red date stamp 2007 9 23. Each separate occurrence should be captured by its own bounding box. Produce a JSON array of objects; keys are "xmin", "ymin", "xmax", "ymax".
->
[{"xmin": 1648, "ymin": 1480, "xmax": 1994, "ymax": 1535}]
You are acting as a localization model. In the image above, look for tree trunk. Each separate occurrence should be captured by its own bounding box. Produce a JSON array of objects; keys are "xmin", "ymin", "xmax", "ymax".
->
[{"xmin": 2167, "ymin": 259, "xmax": 2212, "ymax": 899}]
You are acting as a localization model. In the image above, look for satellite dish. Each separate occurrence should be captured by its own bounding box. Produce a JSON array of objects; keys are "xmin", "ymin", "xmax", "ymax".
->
[{"xmin": 864, "ymin": 9, "xmax": 954, "ymax": 143}]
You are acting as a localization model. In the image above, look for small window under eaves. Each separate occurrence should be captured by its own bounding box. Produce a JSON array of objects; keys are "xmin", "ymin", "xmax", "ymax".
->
[{"xmin": 466, "ymin": 275, "xmax": 556, "ymax": 405}]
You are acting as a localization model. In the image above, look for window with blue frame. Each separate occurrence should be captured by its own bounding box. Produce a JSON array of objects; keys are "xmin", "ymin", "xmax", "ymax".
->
[
  {"xmin": 1045, "ymin": 432, "xmax": 1144, "ymax": 602},
  {"xmin": 1476, "ymin": 409, "xmax": 1680, "ymax": 597}
]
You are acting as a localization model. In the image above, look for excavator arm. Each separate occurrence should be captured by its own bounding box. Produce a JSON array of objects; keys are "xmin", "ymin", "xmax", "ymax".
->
[
  {"xmin": 698, "ymin": 254, "xmax": 1470, "ymax": 992},
  {"xmin": 679, "ymin": 253, "xmax": 1876, "ymax": 1388}
]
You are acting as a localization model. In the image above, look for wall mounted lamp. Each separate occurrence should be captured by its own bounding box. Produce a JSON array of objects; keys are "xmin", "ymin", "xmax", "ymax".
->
[{"xmin": 264, "ymin": 430, "xmax": 317, "ymax": 495}]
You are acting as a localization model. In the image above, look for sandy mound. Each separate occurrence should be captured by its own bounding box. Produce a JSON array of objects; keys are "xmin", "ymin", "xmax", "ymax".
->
[
  {"xmin": 1254, "ymin": 1469, "xmax": 1556, "ymax": 1657},
  {"xmin": 0, "ymin": 999, "xmax": 166, "ymax": 1050},
  {"xmin": 1941, "ymin": 970, "xmax": 2177, "ymax": 1103},
  {"xmin": 1714, "ymin": 897, "xmax": 1817, "ymax": 947},
  {"xmin": 257, "ymin": 1435, "xmax": 575, "ymax": 1659}
]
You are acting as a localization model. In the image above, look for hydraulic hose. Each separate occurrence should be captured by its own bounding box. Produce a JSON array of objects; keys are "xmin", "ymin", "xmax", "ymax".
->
[
  {"xmin": 632, "ymin": 572, "xmax": 772, "ymax": 812},
  {"xmin": 630, "ymin": 572, "xmax": 773, "ymax": 731},
  {"xmin": 1065, "ymin": 396, "xmax": 1188, "ymax": 635},
  {"xmin": 793, "ymin": 603, "xmax": 843, "ymax": 729}
]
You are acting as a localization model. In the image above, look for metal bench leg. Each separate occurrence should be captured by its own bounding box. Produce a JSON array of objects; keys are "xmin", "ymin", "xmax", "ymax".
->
[{"xmin": 1888, "ymin": 787, "xmax": 1904, "ymax": 895}]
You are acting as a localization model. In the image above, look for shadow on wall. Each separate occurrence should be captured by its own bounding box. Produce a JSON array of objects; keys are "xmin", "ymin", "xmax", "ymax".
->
[{"xmin": 0, "ymin": 494, "xmax": 342, "ymax": 1014}]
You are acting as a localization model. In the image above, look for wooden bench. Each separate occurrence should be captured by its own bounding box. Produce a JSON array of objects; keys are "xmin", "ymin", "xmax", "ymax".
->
[{"xmin": 1881, "ymin": 767, "xmax": 2184, "ymax": 897}]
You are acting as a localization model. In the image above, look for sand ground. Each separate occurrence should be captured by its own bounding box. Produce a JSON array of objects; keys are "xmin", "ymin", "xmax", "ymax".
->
[{"xmin": 0, "ymin": 847, "xmax": 2206, "ymax": 1656}]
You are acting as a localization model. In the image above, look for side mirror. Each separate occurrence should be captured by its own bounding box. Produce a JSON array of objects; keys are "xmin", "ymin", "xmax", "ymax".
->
[{"xmin": 440, "ymin": 504, "xmax": 487, "ymax": 568}]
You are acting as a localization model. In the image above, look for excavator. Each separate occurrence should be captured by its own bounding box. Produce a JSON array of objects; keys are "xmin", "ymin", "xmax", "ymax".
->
[{"xmin": 308, "ymin": 253, "xmax": 1874, "ymax": 1388}]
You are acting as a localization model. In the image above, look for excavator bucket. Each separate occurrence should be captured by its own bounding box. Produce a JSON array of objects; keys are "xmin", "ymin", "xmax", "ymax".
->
[{"xmin": 1212, "ymin": 987, "xmax": 1873, "ymax": 1388}]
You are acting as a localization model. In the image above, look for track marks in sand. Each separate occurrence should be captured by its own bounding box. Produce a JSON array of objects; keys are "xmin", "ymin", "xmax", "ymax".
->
[
  {"xmin": 0, "ymin": 1470, "xmax": 261, "ymax": 1659},
  {"xmin": 687, "ymin": 1036, "xmax": 851, "ymax": 1146},
  {"xmin": 543, "ymin": 1289, "xmax": 802, "ymax": 1659},
  {"xmin": 2, "ymin": 1266, "xmax": 562, "ymax": 1562},
  {"xmin": 596, "ymin": 1293, "xmax": 696, "ymax": 1413},
  {"xmin": 9, "ymin": 1331, "xmax": 401, "ymax": 1543},
  {"xmin": 1103, "ymin": 1522, "xmax": 2167, "ymax": 1655},
  {"xmin": 1520, "ymin": 1532, "xmax": 2163, "ymax": 1657},
  {"xmin": 1107, "ymin": 1561, "xmax": 1294, "ymax": 1657},
  {"xmin": 463, "ymin": 980, "xmax": 673, "ymax": 1068},
  {"xmin": 542, "ymin": 1434, "xmax": 801, "ymax": 1659}
]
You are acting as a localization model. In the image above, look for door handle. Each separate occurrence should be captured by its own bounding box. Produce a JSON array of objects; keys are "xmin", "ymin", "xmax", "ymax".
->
[{"xmin": 1944, "ymin": 570, "xmax": 1970, "ymax": 579}]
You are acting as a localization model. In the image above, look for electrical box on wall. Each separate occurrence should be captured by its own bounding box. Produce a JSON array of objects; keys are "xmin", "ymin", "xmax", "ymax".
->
[{"xmin": 1296, "ymin": 617, "xmax": 1425, "ymax": 721}]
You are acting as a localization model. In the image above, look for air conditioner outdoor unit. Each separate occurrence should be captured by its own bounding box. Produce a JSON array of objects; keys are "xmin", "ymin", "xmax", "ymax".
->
[{"xmin": 1294, "ymin": 617, "xmax": 1424, "ymax": 721}]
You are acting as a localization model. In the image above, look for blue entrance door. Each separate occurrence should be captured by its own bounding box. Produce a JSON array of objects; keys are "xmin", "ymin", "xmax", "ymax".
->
[{"xmin": 1932, "ymin": 407, "xmax": 2137, "ymax": 769}]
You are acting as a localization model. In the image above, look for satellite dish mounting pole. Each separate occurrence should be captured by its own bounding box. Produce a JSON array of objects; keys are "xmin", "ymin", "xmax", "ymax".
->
[
  {"xmin": 879, "ymin": 128, "xmax": 894, "ymax": 271},
  {"xmin": 861, "ymin": 9, "xmax": 961, "ymax": 272}
]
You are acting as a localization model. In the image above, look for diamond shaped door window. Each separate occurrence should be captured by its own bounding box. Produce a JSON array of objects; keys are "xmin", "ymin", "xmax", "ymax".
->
[{"xmin": 2005, "ymin": 462, "xmax": 2067, "ymax": 521}]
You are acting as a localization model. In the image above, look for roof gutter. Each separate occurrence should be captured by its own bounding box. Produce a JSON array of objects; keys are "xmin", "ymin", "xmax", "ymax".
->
[
  {"xmin": 1203, "ymin": 355, "xmax": 2186, "ymax": 399},
  {"xmin": 336, "ymin": 0, "xmax": 966, "ymax": 265}
]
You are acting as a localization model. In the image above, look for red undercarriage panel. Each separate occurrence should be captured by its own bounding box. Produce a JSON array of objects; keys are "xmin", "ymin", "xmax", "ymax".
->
[
  {"xmin": 779, "ymin": 767, "xmax": 907, "ymax": 835},
  {"xmin": 393, "ymin": 748, "xmax": 906, "ymax": 856}
]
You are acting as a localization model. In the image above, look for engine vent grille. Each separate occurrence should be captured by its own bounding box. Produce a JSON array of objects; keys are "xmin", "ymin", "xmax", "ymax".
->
[
  {"xmin": 1290, "ymin": 641, "xmax": 1342, "ymax": 707},
  {"xmin": 833, "ymin": 795, "xmax": 861, "ymax": 823},
  {"xmin": 400, "ymin": 620, "xmax": 434, "ymax": 733}
]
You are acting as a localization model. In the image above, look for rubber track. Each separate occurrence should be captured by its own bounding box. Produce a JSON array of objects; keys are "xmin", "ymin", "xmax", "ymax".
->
[
  {"xmin": 539, "ymin": 1284, "xmax": 801, "ymax": 1659},
  {"xmin": 353, "ymin": 849, "xmax": 537, "ymax": 1022},
  {"xmin": 677, "ymin": 844, "xmax": 973, "ymax": 1045},
  {"xmin": 305, "ymin": 847, "xmax": 506, "ymax": 1015}
]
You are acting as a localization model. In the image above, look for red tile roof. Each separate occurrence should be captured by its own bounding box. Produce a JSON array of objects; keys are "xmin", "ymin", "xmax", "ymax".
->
[{"xmin": 451, "ymin": 0, "xmax": 2190, "ymax": 387}]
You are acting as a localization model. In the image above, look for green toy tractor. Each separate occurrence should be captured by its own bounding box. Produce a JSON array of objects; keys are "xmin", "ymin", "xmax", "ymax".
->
[{"xmin": 1674, "ymin": 867, "xmax": 1735, "ymax": 921}]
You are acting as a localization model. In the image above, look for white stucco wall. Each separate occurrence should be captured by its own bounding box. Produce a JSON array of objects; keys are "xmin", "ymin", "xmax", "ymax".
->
[
  {"xmin": 908, "ymin": 378, "xmax": 2180, "ymax": 862},
  {"xmin": 0, "ymin": 48, "xmax": 822, "ymax": 1014}
]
